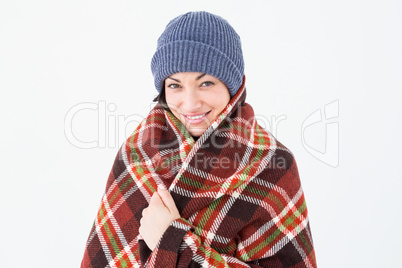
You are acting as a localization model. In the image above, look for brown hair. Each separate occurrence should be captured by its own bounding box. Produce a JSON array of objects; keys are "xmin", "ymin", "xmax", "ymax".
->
[{"xmin": 152, "ymin": 87, "xmax": 172, "ymax": 113}]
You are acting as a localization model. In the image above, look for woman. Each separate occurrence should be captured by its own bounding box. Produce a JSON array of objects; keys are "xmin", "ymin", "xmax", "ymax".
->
[{"xmin": 81, "ymin": 11, "xmax": 317, "ymax": 268}]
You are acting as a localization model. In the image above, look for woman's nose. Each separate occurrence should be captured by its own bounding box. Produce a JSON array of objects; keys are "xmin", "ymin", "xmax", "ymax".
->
[{"xmin": 183, "ymin": 89, "xmax": 202, "ymax": 110}]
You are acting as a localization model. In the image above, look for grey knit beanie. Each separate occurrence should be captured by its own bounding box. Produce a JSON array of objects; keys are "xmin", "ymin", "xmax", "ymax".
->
[{"xmin": 150, "ymin": 11, "xmax": 245, "ymax": 97}]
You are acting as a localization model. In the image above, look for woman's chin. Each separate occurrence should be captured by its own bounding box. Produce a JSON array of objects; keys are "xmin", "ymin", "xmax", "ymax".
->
[{"xmin": 188, "ymin": 127, "xmax": 206, "ymax": 138}]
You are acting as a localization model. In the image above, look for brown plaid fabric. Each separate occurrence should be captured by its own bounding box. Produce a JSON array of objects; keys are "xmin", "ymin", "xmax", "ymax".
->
[{"xmin": 81, "ymin": 75, "xmax": 317, "ymax": 267}]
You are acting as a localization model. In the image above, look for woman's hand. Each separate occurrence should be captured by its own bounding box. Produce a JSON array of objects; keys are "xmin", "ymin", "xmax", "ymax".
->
[{"xmin": 139, "ymin": 187, "xmax": 181, "ymax": 251}]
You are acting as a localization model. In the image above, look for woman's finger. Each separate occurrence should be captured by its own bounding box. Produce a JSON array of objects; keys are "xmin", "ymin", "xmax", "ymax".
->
[
  {"xmin": 141, "ymin": 207, "xmax": 147, "ymax": 217},
  {"xmin": 157, "ymin": 187, "xmax": 178, "ymax": 214},
  {"xmin": 149, "ymin": 191, "xmax": 165, "ymax": 207}
]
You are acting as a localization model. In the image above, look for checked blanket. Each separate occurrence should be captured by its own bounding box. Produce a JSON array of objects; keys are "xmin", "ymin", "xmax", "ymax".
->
[{"xmin": 81, "ymin": 75, "xmax": 317, "ymax": 268}]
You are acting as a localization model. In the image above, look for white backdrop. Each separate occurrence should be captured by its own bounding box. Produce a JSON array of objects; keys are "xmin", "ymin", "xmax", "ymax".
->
[{"xmin": 1, "ymin": 0, "xmax": 401, "ymax": 267}]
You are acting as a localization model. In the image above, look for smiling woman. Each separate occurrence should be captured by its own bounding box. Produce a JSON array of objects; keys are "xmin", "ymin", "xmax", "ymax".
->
[
  {"xmin": 81, "ymin": 11, "xmax": 317, "ymax": 268},
  {"xmin": 163, "ymin": 72, "xmax": 230, "ymax": 138}
]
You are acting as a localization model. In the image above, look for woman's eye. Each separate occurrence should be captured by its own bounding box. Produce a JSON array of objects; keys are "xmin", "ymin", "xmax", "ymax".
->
[
  {"xmin": 202, "ymin": 81, "xmax": 214, "ymax": 87},
  {"xmin": 167, "ymin": 84, "xmax": 180, "ymax": 89}
]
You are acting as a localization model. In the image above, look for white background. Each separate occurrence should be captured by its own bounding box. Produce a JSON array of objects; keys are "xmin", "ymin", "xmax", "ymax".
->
[{"xmin": 1, "ymin": 0, "xmax": 401, "ymax": 267}]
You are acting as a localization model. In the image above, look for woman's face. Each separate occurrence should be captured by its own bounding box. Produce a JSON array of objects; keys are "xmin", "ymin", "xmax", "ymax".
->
[{"xmin": 164, "ymin": 72, "xmax": 231, "ymax": 137}]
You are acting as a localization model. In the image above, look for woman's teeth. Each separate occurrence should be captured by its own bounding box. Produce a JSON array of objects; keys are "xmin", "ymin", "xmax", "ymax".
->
[{"xmin": 186, "ymin": 112, "xmax": 208, "ymax": 119}]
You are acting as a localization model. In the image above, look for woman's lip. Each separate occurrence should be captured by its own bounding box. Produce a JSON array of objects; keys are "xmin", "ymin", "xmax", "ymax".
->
[
  {"xmin": 182, "ymin": 111, "xmax": 211, "ymax": 117},
  {"xmin": 182, "ymin": 111, "xmax": 211, "ymax": 124}
]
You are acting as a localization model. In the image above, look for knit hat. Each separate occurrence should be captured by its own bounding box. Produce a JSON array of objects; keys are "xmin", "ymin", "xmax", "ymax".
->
[{"xmin": 150, "ymin": 11, "xmax": 245, "ymax": 97}]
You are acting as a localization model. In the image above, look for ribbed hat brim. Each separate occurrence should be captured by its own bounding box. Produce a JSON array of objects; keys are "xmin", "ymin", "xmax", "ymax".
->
[{"xmin": 151, "ymin": 40, "xmax": 243, "ymax": 97}]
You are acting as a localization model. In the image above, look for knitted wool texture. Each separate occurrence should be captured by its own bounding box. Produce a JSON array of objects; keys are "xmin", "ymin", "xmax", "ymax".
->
[
  {"xmin": 81, "ymin": 76, "xmax": 317, "ymax": 267},
  {"xmin": 151, "ymin": 11, "xmax": 244, "ymax": 97}
]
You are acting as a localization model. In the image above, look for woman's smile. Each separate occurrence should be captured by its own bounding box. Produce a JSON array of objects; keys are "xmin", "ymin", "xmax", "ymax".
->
[
  {"xmin": 182, "ymin": 111, "xmax": 211, "ymax": 124},
  {"xmin": 165, "ymin": 72, "xmax": 230, "ymax": 137}
]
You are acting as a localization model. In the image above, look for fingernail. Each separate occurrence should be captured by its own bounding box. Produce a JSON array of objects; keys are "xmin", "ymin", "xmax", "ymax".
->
[{"xmin": 158, "ymin": 185, "xmax": 167, "ymax": 190}]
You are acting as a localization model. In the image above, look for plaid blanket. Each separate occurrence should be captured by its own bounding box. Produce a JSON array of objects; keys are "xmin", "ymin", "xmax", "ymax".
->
[{"xmin": 81, "ymin": 75, "xmax": 317, "ymax": 267}]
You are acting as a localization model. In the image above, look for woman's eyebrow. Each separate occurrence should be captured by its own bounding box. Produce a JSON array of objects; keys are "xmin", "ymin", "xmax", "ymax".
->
[
  {"xmin": 166, "ymin": 73, "xmax": 207, "ymax": 82},
  {"xmin": 196, "ymin": 73, "xmax": 207, "ymax": 80}
]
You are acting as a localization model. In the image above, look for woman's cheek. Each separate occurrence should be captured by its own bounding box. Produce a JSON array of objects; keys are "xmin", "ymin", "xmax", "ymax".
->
[{"xmin": 167, "ymin": 95, "xmax": 181, "ymax": 110}]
